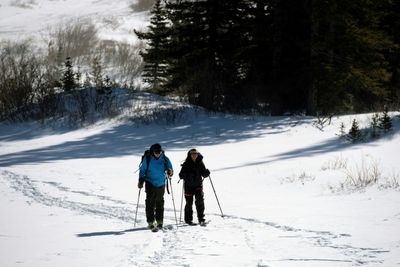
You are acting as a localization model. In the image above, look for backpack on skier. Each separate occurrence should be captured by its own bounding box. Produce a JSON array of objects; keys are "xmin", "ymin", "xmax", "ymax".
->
[
  {"xmin": 139, "ymin": 149, "xmax": 152, "ymax": 178},
  {"xmin": 138, "ymin": 143, "xmax": 172, "ymax": 180}
]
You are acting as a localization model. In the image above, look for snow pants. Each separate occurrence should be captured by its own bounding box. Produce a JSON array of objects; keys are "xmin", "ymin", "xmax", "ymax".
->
[
  {"xmin": 145, "ymin": 182, "xmax": 165, "ymax": 225},
  {"xmin": 184, "ymin": 186, "xmax": 205, "ymax": 223}
]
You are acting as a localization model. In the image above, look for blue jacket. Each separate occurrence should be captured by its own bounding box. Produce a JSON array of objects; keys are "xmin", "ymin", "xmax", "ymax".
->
[{"xmin": 139, "ymin": 153, "xmax": 173, "ymax": 188}]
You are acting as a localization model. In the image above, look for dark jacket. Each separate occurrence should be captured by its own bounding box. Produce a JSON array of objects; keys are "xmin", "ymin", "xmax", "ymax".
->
[{"xmin": 179, "ymin": 153, "xmax": 210, "ymax": 188}]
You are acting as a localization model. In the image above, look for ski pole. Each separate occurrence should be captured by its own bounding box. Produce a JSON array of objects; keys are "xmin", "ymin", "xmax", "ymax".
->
[
  {"xmin": 168, "ymin": 176, "xmax": 179, "ymax": 227},
  {"xmin": 179, "ymin": 180, "xmax": 184, "ymax": 223},
  {"xmin": 208, "ymin": 175, "xmax": 224, "ymax": 217},
  {"xmin": 134, "ymin": 188, "xmax": 141, "ymax": 228}
]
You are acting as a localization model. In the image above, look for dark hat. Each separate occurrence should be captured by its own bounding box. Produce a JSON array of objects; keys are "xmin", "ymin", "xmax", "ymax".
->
[{"xmin": 150, "ymin": 143, "xmax": 162, "ymax": 152}]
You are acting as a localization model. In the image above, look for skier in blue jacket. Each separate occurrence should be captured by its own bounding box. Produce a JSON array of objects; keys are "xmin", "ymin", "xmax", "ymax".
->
[{"xmin": 138, "ymin": 143, "xmax": 173, "ymax": 230}]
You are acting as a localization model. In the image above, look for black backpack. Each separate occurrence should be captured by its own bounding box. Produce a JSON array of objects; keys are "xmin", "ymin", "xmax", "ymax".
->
[
  {"xmin": 139, "ymin": 145, "xmax": 173, "ymax": 193},
  {"xmin": 140, "ymin": 149, "xmax": 152, "ymax": 177},
  {"xmin": 139, "ymin": 146, "xmax": 169, "ymax": 178}
]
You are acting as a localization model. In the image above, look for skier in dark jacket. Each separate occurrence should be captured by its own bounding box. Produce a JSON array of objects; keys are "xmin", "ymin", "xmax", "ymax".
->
[{"xmin": 179, "ymin": 148, "xmax": 210, "ymax": 226}]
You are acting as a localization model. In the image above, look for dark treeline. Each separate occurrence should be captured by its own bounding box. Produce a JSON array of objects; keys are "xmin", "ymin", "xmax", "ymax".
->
[{"xmin": 136, "ymin": 0, "xmax": 400, "ymax": 115}]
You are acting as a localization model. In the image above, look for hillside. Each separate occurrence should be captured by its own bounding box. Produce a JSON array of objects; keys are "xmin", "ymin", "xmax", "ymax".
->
[
  {"xmin": 0, "ymin": 0, "xmax": 148, "ymax": 43},
  {"xmin": 1, "ymin": 92, "xmax": 399, "ymax": 266}
]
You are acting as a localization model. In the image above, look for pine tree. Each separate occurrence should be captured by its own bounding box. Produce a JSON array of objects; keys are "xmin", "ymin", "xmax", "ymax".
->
[
  {"xmin": 269, "ymin": 0, "xmax": 311, "ymax": 114},
  {"xmin": 103, "ymin": 75, "xmax": 114, "ymax": 94},
  {"xmin": 63, "ymin": 57, "xmax": 75, "ymax": 92},
  {"xmin": 135, "ymin": 0, "xmax": 396, "ymax": 114},
  {"xmin": 311, "ymin": 0, "xmax": 394, "ymax": 114},
  {"xmin": 83, "ymin": 72, "xmax": 92, "ymax": 88},
  {"xmin": 165, "ymin": 0, "xmax": 253, "ymax": 110},
  {"xmin": 238, "ymin": 0, "xmax": 274, "ymax": 110},
  {"xmin": 370, "ymin": 113, "xmax": 380, "ymax": 138},
  {"xmin": 165, "ymin": 0, "xmax": 216, "ymax": 107},
  {"xmin": 91, "ymin": 55, "xmax": 103, "ymax": 90},
  {"xmin": 75, "ymin": 67, "xmax": 82, "ymax": 89},
  {"xmin": 380, "ymin": 0, "xmax": 400, "ymax": 105},
  {"xmin": 135, "ymin": 0, "xmax": 170, "ymax": 93},
  {"xmin": 379, "ymin": 106, "xmax": 392, "ymax": 132},
  {"xmin": 347, "ymin": 119, "xmax": 362, "ymax": 143},
  {"xmin": 339, "ymin": 122, "xmax": 346, "ymax": 139}
]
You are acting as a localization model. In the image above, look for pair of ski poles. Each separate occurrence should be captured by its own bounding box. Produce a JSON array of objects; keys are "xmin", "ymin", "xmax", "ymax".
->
[
  {"xmin": 179, "ymin": 175, "xmax": 225, "ymax": 222},
  {"xmin": 134, "ymin": 175, "xmax": 224, "ymax": 227},
  {"xmin": 179, "ymin": 175, "xmax": 224, "ymax": 222},
  {"xmin": 134, "ymin": 174, "xmax": 178, "ymax": 228}
]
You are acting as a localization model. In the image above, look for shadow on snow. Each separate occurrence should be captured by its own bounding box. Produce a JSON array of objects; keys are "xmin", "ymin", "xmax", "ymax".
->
[
  {"xmin": 0, "ymin": 114, "xmax": 398, "ymax": 168},
  {"xmin": 0, "ymin": 115, "xmax": 305, "ymax": 167}
]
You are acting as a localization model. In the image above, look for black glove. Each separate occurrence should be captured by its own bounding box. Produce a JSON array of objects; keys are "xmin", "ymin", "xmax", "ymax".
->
[
  {"xmin": 138, "ymin": 179, "xmax": 144, "ymax": 189},
  {"xmin": 167, "ymin": 169, "xmax": 174, "ymax": 177},
  {"xmin": 204, "ymin": 169, "xmax": 210, "ymax": 177}
]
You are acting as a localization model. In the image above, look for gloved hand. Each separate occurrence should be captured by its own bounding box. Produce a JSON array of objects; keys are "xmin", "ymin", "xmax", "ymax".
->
[
  {"xmin": 138, "ymin": 180, "xmax": 144, "ymax": 189},
  {"xmin": 167, "ymin": 169, "xmax": 174, "ymax": 177},
  {"xmin": 204, "ymin": 169, "xmax": 210, "ymax": 177}
]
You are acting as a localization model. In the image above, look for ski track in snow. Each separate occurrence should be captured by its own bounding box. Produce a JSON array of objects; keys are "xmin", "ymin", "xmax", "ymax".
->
[{"xmin": 1, "ymin": 170, "xmax": 389, "ymax": 266}]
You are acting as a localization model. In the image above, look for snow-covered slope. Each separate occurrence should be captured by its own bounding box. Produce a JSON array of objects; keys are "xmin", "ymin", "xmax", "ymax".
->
[
  {"xmin": 1, "ymin": 93, "xmax": 399, "ymax": 266},
  {"xmin": 0, "ymin": 0, "xmax": 148, "ymax": 43}
]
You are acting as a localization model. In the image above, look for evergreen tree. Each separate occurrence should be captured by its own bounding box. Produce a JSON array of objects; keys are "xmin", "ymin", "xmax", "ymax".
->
[
  {"xmin": 269, "ymin": 0, "xmax": 311, "ymax": 115},
  {"xmin": 338, "ymin": 122, "xmax": 346, "ymax": 139},
  {"xmin": 83, "ymin": 72, "xmax": 92, "ymax": 88},
  {"xmin": 165, "ymin": 0, "xmax": 255, "ymax": 110},
  {"xmin": 370, "ymin": 113, "xmax": 380, "ymax": 138},
  {"xmin": 311, "ymin": 0, "xmax": 394, "ymax": 114},
  {"xmin": 75, "ymin": 67, "xmax": 82, "ymax": 89},
  {"xmin": 238, "ymin": 0, "xmax": 274, "ymax": 110},
  {"xmin": 91, "ymin": 55, "xmax": 103, "ymax": 89},
  {"xmin": 135, "ymin": 0, "xmax": 170, "ymax": 93},
  {"xmin": 381, "ymin": 0, "xmax": 400, "ymax": 106},
  {"xmin": 379, "ymin": 106, "xmax": 393, "ymax": 132},
  {"xmin": 165, "ymin": 0, "xmax": 214, "ymax": 107},
  {"xmin": 63, "ymin": 57, "xmax": 75, "ymax": 92},
  {"xmin": 347, "ymin": 119, "xmax": 362, "ymax": 143},
  {"xmin": 103, "ymin": 75, "xmax": 114, "ymax": 94},
  {"xmin": 135, "ymin": 0, "xmax": 396, "ymax": 114}
]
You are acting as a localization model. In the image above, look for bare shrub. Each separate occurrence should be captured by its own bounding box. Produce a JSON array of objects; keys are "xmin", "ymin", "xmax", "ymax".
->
[
  {"xmin": 127, "ymin": 102, "xmax": 191, "ymax": 125},
  {"xmin": 97, "ymin": 40, "xmax": 117, "ymax": 65},
  {"xmin": 87, "ymin": 40, "xmax": 143, "ymax": 88},
  {"xmin": 321, "ymin": 155, "xmax": 348, "ymax": 171},
  {"xmin": 281, "ymin": 171, "xmax": 315, "ymax": 185},
  {"xmin": 102, "ymin": 16, "xmax": 121, "ymax": 30},
  {"xmin": 0, "ymin": 40, "xmax": 46, "ymax": 121},
  {"xmin": 94, "ymin": 88, "xmax": 119, "ymax": 118},
  {"xmin": 43, "ymin": 19, "xmax": 143, "ymax": 89},
  {"xmin": 379, "ymin": 172, "xmax": 400, "ymax": 190},
  {"xmin": 313, "ymin": 113, "xmax": 334, "ymax": 130},
  {"xmin": 112, "ymin": 41, "xmax": 144, "ymax": 85},
  {"xmin": 71, "ymin": 89, "xmax": 92, "ymax": 122},
  {"xmin": 130, "ymin": 0, "xmax": 156, "ymax": 12},
  {"xmin": 135, "ymin": 107, "xmax": 187, "ymax": 124},
  {"xmin": 0, "ymin": 35, "xmax": 140, "ymax": 123},
  {"xmin": 343, "ymin": 157, "xmax": 381, "ymax": 189},
  {"xmin": 328, "ymin": 155, "xmax": 400, "ymax": 193},
  {"xmin": 45, "ymin": 19, "xmax": 98, "ymax": 66},
  {"xmin": 36, "ymin": 92, "xmax": 61, "ymax": 122}
]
